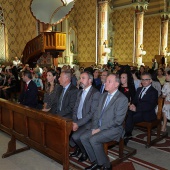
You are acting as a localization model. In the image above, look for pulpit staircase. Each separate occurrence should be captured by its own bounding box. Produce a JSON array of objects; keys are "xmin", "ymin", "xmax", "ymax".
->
[{"xmin": 21, "ymin": 32, "xmax": 66, "ymax": 66}]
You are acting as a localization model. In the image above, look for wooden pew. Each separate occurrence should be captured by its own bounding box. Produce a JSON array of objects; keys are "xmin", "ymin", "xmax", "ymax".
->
[
  {"xmin": 103, "ymin": 133, "xmax": 136, "ymax": 167},
  {"xmin": 0, "ymin": 99, "xmax": 72, "ymax": 170},
  {"xmin": 135, "ymin": 97, "xmax": 168, "ymax": 148}
]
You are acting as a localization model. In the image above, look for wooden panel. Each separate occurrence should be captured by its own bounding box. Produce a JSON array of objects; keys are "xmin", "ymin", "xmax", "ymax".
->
[
  {"xmin": 0, "ymin": 99, "xmax": 72, "ymax": 170},
  {"xmin": 28, "ymin": 117, "xmax": 42, "ymax": 144},
  {"xmin": 1, "ymin": 107, "xmax": 10, "ymax": 128},
  {"xmin": 13, "ymin": 112, "xmax": 27, "ymax": 135},
  {"xmin": 45, "ymin": 123, "xmax": 64, "ymax": 154}
]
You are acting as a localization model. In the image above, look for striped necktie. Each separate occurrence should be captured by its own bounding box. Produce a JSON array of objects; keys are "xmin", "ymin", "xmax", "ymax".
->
[{"xmin": 139, "ymin": 87, "xmax": 146, "ymax": 99}]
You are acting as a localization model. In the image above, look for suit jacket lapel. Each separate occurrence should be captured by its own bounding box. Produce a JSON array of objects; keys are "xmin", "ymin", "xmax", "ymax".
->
[
  {"xmin": 27, "ymin": 80, "xmax": 32, "ymax": 91},
  {"xmin": 63, "ymin": 84, "xmax": 71, "ymax": 100}
]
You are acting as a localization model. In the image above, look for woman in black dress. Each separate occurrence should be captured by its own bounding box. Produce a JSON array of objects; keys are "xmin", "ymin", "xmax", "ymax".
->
[{"xmin": 119, "ymin": 72, "xmax": 136, "ymax": 105}]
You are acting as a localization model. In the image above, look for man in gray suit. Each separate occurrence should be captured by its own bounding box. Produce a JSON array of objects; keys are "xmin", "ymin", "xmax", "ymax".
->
[
  {"xmin": 80, "ymin": 74, "xmax": 128, "ymax": 170},
  {"xmin": 70, "ymin": 71, "xmax": 100, "ymax": 162},
  {"xmin": 50, "ymin": 70, "xmax": 78, "ymax": 118}
]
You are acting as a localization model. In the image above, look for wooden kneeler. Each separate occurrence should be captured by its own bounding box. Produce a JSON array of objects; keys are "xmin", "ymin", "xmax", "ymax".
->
[
  {"xmin": 103, "ymin": 137, "xmax": 136, "ymax": 167},
  {"xmin": 135, "ymin": 97, "xmax": 168, "ymax": 148}
]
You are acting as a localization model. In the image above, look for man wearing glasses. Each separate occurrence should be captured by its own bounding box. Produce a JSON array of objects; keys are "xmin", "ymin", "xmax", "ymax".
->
[{"xmin": 124, "ymin": 73, "xmax": 158, "ymax": 144}]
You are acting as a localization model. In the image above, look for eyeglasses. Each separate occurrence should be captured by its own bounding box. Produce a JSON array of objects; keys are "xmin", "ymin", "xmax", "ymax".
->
[{"xmin": 141, "ymin": 79, "xmax": 151, "ymax": 81}]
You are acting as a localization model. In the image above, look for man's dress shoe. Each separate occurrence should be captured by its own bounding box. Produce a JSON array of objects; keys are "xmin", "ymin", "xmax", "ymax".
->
[
  {"xmin": 85, "ymin": 163, "xmax": 102, "ymax": 170},
  {"xmin": 124, "ymin": 132, "xmax": 132, "ymax": 139},
  {"xmin": 70, "ymin": 148, "xmax": 81, "ymax": 157},
  {"xmin": 103, "ymin": 164, "xmax": 112, "ymax": 170},
  {"xmin": 78, "ymin": 153, "xmax": 88, "ymax": 162}
]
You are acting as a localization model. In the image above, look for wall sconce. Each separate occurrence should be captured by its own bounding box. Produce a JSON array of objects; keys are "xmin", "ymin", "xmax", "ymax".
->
[
  {"xmin": 104, "ymin": 48, "xmax": 111, "ymax": 53},
  {"xmin": 103, "ymin": 40, "xmax": 111, "ymax": 53},
  {"xmin": 167, "ymin": 52, "xmax": 170, "ymax": 56},
  {"xmin": 141, "ymin": 50, "xmax": 146, "ymax": 56},
  {"xmin": 140, "ymin": 44, "xmax": 146, "ymax": 56}
]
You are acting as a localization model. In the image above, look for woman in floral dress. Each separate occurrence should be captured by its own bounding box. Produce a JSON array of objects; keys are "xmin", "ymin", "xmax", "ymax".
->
[{"xmin": 161, "ymin": 70, "xmax": 170, "ymax": 132}]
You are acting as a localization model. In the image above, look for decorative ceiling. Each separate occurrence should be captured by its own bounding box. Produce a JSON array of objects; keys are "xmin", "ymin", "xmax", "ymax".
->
[
  {"xmin": 109, "ymin": 0, "xmax": 170, "ymax": 15},
  {"xmin": 30, "ymin": 0, "xmax": 75, "ymax": 24},
  {"xmin": 30, "ymin": 0, "xmax": 170, "ymax": 25}
]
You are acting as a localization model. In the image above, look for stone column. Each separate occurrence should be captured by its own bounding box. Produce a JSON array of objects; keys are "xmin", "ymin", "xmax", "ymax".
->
[
  {"xmin": 135, "ymin": 11, "xmax": 144, "ymax": 66},
  {"xmin": 160, "ymin": 13, "xmax": 169, "ymax": 56},
  {"xmin": 133, "ymin": 0, "xmax": 148, "ymax": 66},
  {"xmin": 97, "ymin": 0, "xmax": 109, "ymax": 64}
]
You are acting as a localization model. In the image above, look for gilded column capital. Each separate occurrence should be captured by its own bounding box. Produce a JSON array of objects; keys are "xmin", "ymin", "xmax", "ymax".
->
[
  {"xmin": 160, "ymin": 12, "xmax": 170, "ymax": 21},
  {"xmin": 132, "ymin": 0, "xmax": 149, "ymax": 13}
]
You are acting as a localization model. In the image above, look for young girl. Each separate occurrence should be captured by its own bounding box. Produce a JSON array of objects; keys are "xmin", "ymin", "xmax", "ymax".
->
[{"xmin": 161, "ymin": 70, "xmax": 170, "ymax": 132}]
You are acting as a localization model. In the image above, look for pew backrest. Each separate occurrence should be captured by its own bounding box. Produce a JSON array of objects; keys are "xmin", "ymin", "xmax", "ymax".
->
[{"xmin": 0, "ymin": 99, "xmax": 72, "ymax": 170}]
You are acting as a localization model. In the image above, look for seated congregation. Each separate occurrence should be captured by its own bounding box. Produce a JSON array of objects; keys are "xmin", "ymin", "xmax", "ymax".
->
[{"xmin": 0, "ymin": 62, "xmax": 169, "ymax": 170}]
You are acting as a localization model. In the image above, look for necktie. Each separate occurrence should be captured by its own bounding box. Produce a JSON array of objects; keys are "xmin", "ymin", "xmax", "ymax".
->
[
  {"xmin": 58, "ymin": 88, "xmax": 65, "ymax": 111},
  {"xmin": 25, "ymin": 84, "xmax": 28, "ymax": 91},
  {"xmin": 100, "ymin": 84, "xmax": 104, "ymax": 93},
  {"xmin": 98, "ymin": 94, "xmax": 111, "ymax": 126},
  {"xmin": 77, "ymin": 90, "xmax": 86, "ymax": 119},
  {"xmin": 139, "ymin": 87, "xmax": 146, "ymax": 99}
]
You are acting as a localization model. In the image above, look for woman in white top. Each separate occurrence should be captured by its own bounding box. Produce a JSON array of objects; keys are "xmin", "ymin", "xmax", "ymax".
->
[{"xmin": 161, "ymin": 70, "xmax": 170, "ymax": 132}]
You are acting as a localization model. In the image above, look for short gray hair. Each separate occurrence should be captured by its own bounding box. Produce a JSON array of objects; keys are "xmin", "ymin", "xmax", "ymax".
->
[
  {"xmin": 82, "ymin": 71, "xmax": 93, "ymax": 82},
  {"xmin": 61, "ymin": 69, "xmax": 72, "ymax": 80},
  {"xmin": 108, "ymin": 73, "xmax": 120, "ymax": 84}
]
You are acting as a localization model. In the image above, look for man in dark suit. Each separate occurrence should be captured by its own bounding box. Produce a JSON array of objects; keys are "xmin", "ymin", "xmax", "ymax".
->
[
  {"xmin": 70, "ymin": 71, "xmax": 100, "ymax": 162},
  {"xmin": 50, "ymin": 70, "xmax": 78, "ymax": 119},
  {"xmin": 96, "ymin": 70, "xmax": 108, "ymax": 93},
  {"xmin": 18, "ymin": 70, "xmax": 38, "ymax": 108},
  {"xmin": 125, "ymin": 72, "xmax": 158, "ymax": 141},
  {"xmin": 80, "ymin": 74, "xmax": 128, "ymax": 170}
]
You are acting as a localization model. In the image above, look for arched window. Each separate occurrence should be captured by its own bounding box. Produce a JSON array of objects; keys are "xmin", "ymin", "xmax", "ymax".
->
[{"xmin": 0, "ymin": 5, "xmax": 5, "ymax": 63}]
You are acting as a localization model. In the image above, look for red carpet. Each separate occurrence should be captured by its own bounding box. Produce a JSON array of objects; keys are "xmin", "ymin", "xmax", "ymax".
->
[
  {"xmin": 113, "ymin": 162, "xmax": 135, "ymax": 170},
  {"xmin": 69, "ymin": 146, "xmax": 166, "ymax": 170},
  {"xmin": 69, "ymin": 128, "xmax": 169, "ymax": 170},
  {"xmin": 131, "ymin": 127, "xmax": 170, "ymax": 153}
]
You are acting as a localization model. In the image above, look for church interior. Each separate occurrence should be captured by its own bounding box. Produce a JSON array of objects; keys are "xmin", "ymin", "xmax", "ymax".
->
[
  {"xmin": 0, "ymin": 0, "xmax": 170, "ymax": 68},
  {"xmin": 0, "ymin": 0, "xmax": 170, "ymax": 170}
]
